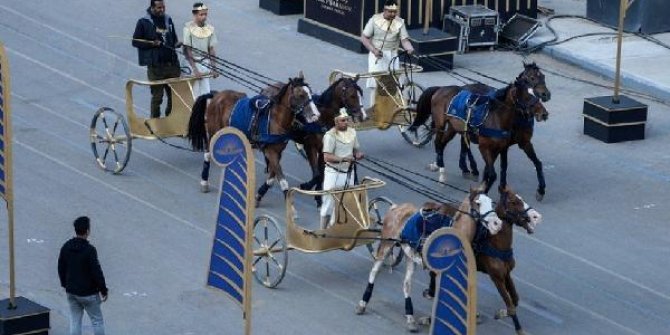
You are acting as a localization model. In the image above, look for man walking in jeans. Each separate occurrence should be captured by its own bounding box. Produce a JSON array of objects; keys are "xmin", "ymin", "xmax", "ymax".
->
[{"xmin": 58, "ymin": 216, "xmax": 108, "ymax": 335}]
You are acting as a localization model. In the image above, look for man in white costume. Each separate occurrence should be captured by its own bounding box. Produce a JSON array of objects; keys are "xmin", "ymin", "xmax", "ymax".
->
[
  {"xmin": 183, "ymin": 2, "xmax": 218, "ymax": 99},
  {"xmin": 360, "ymin": 0, "xmax": 415, "ymax": 110},
  {"xmin": 320, "ymin": 108, "xmax": 365, "ymax": 229}
]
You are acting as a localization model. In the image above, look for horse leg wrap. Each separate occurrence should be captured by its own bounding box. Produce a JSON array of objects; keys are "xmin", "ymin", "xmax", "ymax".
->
[
  {"xmin": 257, "ymin": 182, "xmax": 271, "ymax": 199},
  {"xmin": 201, "ymin": 161, "xmax": 211, "ymax": 181},
  {"xmin": 436, "ymin": 153, "xmax": 445, "ymax": 168},
  {"xmin": 362, "ymin": 283, "xmax": 374, "ymax": 303},
  {"xmin": 428, "ymin": 271, "xmax": 436, "ymax": 296},
  {"xmin": 405, "ymin": 297, "xmax": 414, "ymax": 316},
  {"xmin": 279, "ymin": 179, "xmax": 289, "ymax": 192}
]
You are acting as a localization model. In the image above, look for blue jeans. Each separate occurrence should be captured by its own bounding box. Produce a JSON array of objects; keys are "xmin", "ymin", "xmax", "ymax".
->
[{"xmin": 67, "ymin": 293, "xmax": 105, "ymax": 335}]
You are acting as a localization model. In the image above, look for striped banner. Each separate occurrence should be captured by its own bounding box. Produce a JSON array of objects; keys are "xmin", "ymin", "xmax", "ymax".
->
[
  {"xmin": 206, "ymin": 127, "xmax": 254, "ymax": 335},
  {"xmin": 0, "ymin": 42, "xmax": 13, "ymax": 204},
  {"xmin": 423, "ymin": 228, "xmax": 477, "ymax": 335}
]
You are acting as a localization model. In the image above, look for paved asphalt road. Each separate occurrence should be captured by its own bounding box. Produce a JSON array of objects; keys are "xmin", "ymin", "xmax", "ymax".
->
[{"xmin": 0, "ymin": 0, "xmax": 669, "ymax": 334}]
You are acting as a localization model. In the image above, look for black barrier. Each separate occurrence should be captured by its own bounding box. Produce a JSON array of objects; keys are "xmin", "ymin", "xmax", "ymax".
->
[
  {"xmin": 587, "ymin": 0, "xmax": 670, "ymax": 34},
  {"xmin": 305, "ymin": 0, "xmax": 364, "ymax": 36}
]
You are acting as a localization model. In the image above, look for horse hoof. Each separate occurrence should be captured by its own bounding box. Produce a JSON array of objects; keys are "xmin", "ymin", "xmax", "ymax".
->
[
  {"xmin": 406, "ymin": 320, "xmax": 419, "ymax": 332},
  {"xmin": 354, "ymin": 304, "xmax": 366, "ymax": 315},
  {"xmin": 200, "ymin": 182, "xmax": 210, "ymax": 193},
  {"xmin": 494, "ymin": 309, "xmax": 507, "ymax": 319},
  {"xmin": 427, "ymin": 163, "xmax": 439, "ymax": 172},
  {"xmin": 462, "ymin": 172, "xmax": 478, "ymax": 181},
  {"xmin": 516, "ymin": 330, "xmax": 527, "ymax": 335},
  {"xmin": 536, "ymin": 191, "xmax": 545, "ymax": 202},
  {"xmin": 418, "ymin": 316, "xmax": 431, "ymax": 326},
  {"xmin": 422, "ymin": 289, "xmax": 434, "ymax": 300},
  {"xmin": 438, "ymin": 175, "xmax": 447, "ymax": 184}
]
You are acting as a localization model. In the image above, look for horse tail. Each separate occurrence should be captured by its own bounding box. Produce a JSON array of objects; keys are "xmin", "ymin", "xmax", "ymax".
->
[
  {"xmin": 187, "ymin": 92, "xmax": 214, "ymax": 151},
  {"xmin": 411, "ymin": 86, "xmax": 441, "ymax": 130}
]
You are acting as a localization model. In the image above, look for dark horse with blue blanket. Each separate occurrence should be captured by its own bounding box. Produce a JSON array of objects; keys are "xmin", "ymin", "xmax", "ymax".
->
[
  {"xmin": 187, "ymin": 72, "xmax": 320, "ymax": 203},
  {"xmin": 410, "ymin": 63, "xmax": 550, "ymax": 198}
]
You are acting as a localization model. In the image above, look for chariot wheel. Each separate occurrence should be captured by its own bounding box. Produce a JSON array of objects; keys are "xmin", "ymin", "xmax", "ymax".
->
[
  {"xmin": 396, "ymin": 106, "xmax": 433, "ymax": 147},
  {"xmin": 90, "ymin": 107, "xmax": 132, "ymax": 174},
  {"xmin": 252, "ymin": 215, "xmax": 288, "ymax": 288},
  {"xmin": 367, "ymin": 197, "xmax": 403, "ymax": 267},
  {"xmin": 294, "ymin": 142, "xmax": 307, "ymax": 159},
  {"xmin": 401, "ymin": 81, "xmax": 424, "ymax": 108}
]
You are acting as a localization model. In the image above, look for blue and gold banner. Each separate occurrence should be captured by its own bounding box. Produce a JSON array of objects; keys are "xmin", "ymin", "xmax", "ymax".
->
[
  {"xmin": 0, "ymin": 42, "xmax": 13, "ymax": 204},
  {"xmin": 423, "ymin": 228, "xmax": 477, "ymax": 335},
  {"xmin": 206, "ymin": 127, "xmax": 255, "ymax": 334}
]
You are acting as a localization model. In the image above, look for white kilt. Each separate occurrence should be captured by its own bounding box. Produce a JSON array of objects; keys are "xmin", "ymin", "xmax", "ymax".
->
[
  {"xmin": 320, "ymin": 166, "xmax": 355, "ymax": 224},
  {"xmin": 189, "ymin": 60, "xmax": 212, "ymax": 99},
  {"xmin": 366, "ymin": 50, "xmax": 400, "ymax": 89}
]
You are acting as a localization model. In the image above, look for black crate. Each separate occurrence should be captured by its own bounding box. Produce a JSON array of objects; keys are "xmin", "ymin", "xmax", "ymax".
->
[
  {"xmin": 582, "ymin": 95, "xmax": 647, "ymax": 143},
  {"xmin": 583, "ymin": 118, "xmax": 645, "ymax": 143},
  {"xmin": 259, "ymin": 0, "xmax": 303, "ymax": 15},
  {"xmin": 444, "ymin": 5, "xmax": 498, "ymax": 52},
  {"xmin": 0, "ymin": 297, "xmax": 50, "ymax": 335},
  {"xmin": 584, "ymin": 96, "xmax": 648, "ymax": 124},
  {"xmin": 405, "ymin": 28, "xmax": 458, "ymax": 71}
]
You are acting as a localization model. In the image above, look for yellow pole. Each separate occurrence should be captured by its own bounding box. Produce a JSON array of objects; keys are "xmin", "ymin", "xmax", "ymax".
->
[
  {"xmin": 0, "ymin": 42, "xmax": 16, "ymax": 308},
  {"xmin": 613, "ymin": 0, "xmax": 627, "ymax": 103},
  {"xmin": 423, "ymin": 0, "xmax": 432, "ymax": 34}
]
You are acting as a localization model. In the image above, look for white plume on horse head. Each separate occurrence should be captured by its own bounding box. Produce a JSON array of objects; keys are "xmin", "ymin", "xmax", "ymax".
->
[
  {"xmin": 517, "ymin": 194, "xmax": 542, "ymax": 233},
  {"xmin": 474, "ymin": 193, "xmax": 503, "ymax": 235}
]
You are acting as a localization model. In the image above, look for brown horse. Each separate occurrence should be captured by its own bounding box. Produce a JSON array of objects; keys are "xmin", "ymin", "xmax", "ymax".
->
[
  {"xmin": 476, "ymin": 186, "xmax": 542, "ymax": 335},
  {"xmin": 412, "ymin": 67, "xmax": 549, "ymax": 194},
  {"xmin": 440, "ymin": 63, "xmax": 551, "ymax": 201},
  {"xmin": 186, "ymin": 72, "xmax": 320, "ymax": 202},
  {"xmin": 258, "ymin": 77, "xmax": 365, "ymax": 207},
  {"xmin": 354, "ymin": 188, "xmax": 504, "ymax": 332}
]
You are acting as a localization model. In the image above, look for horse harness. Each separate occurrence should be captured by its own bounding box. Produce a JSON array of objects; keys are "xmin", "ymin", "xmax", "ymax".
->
[{"xmin": 474, "ymin": 194, "xmax": 533, "ymax": 262}]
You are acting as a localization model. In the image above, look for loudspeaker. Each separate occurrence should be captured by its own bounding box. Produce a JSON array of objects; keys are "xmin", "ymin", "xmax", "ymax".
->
[{"xmin": 500, "ymin": 14, "xmax": 541, "ymax": 46}]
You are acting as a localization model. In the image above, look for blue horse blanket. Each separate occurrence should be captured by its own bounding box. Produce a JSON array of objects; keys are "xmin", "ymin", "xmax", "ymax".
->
[
  {"xmin": 228, "ymin": 95, "xmax": 288, "ymax": 144},
  {"xmin": 400, "ymin": 212, "xmax": 453, "ymax": 251},
  {"xmin": 447, "ymin": 89, "xmax": 496, "ymax": 127}
]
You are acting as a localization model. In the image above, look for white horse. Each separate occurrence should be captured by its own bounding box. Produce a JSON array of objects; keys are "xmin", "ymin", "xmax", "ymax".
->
[{"xmin": 354, "ymin": 187, "xmax": 503, "ymax": 332}]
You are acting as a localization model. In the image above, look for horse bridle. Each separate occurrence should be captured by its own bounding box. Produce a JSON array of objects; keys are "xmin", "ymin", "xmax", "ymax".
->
[
  {"xmin": 467, "ymin": 193, "xmax": 497, "ymax": 228},
  {"xmin": 287, "ymin": 79, "xmax": 314, "ymax": 117},
  {"xmin": 513, "ymin": 82, "xmax": 542, "ymax": 118},
  {"xmin": 340, "ymin": 79, "xmax": 363, "ymax": 114},
  {"xmin": 498, "ymin": 192, "xmax": 531, "ymax": 226}
]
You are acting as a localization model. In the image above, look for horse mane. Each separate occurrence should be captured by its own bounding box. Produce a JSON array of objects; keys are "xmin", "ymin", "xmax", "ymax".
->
[
  {"xmin": 318, "ymin": 78, "xmax": 343, "ymax": 106},
  {"xmin": 318, "ymin": 78, "xmax": 363, "ymax": 107},
  {"xmin": 522, "ymin": 61, "xmax": 539, "ymax": 71},
  {"xmin": 272, "ymin": 76, "xmax": 307, "ymax": 103}
]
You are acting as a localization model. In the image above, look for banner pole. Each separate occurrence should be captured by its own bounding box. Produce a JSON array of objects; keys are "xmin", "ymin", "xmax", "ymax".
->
[
  {"xmin": 612, "ymin": 0, "xmax": 627, "ymax": 103},
  {"xmin": 0, "ymin": 42, "xmax": 16, "ymax": 308}
]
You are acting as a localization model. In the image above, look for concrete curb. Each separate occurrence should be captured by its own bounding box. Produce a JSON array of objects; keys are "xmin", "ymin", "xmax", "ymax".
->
[{"xmin": 539, "ymin": 44, "xmax": 670, "ymax": 102}]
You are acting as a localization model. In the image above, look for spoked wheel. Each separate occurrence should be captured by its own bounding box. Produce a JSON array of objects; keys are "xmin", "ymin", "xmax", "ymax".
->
[
  {"xmin": 252, "ymin": 215, "xmax": 288, "ymax": 288},
  {"xmin": 396, "ymin": 106, "xmax": 433, "ymax": 147},
  {"xmin": 401, "ymin": 81, "xmax": 424, "ymax": 108},
  {"xmin": 367, "ymin": 197, "xmax": 403, "ymax": 267},
  {"xmin": 90, "ymin": 107, "xmax": 132, "ymax": 174},
  {"xmin": 294, "ymin": 142, "xmax": 307, "ymax": 159}
]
